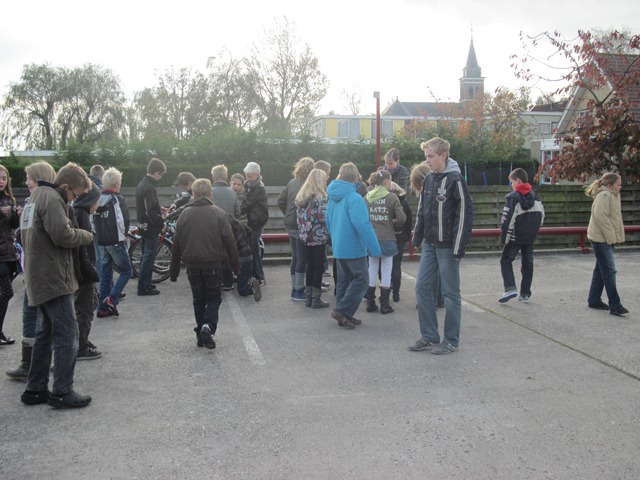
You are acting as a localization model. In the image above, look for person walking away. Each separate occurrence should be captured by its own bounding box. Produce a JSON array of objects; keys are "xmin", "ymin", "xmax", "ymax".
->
[
  {"xmin": 240, "ymin": 162, "xmax": 268, "ymax": 286},
  {"xmin": 170, "ymin": 179, "xmax": 240, "ymax": 349},
  {"xmin": 71, "ymin": 183, "xmax": 102, "ymax": 359},
  {"xmin": 135, "ymin": 158, "xmax": 167, "ymax": 296},
  {"xmin": 0, "ymin": 165, "xmax": 20, "ymax": 346},
  {"xmin": 278, "ymin": 157, "xmax": 315, "ymax": 301},
  {"xmin": 389, "ymin": 182, "xmax": 412, "ymax": 303},
  {"xmin": 94, "ymin": 168, "xmax": 132, "ymax": 317},
  {"xmin": 364, "ymin": 170, "xmax": 406, "ymax": 314},
  {"xmin": 326, "ymin": 163, "xmax": 381, "ymax": 328},
  {"xmin": 20, "ymin": 162, "xmax": 94, "ymax": 408},
  {"xmin": 295, "ymin": 169, "xmax": 330, "ymax": 309},
  {"xmin": 585, "ymin": 173, "xmax": 628, "ymax": 316},
  {"xmin": 6, "ymin": 162, "xmax": 57, "ymax": 381},
  {"xmin": 410, "ymin": 138, "xmax": 473, "ymax": 355},
  {"xmin": 498, "ymin": 168, "xmax": 545, "ymax": 304}
]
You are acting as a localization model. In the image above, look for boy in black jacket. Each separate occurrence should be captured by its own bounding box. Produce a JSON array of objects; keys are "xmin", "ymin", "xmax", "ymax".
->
[
  {"xmin": 135, "ymin": 158, "xmax": 167, "ymax": 295},
  {"xmin": 499, "ymin": 168, "xmax": 545, "ymax": 304}
]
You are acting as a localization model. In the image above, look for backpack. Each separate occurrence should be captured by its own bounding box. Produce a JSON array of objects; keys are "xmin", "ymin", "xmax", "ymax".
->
[{"xmin": 94, "ymin": 194, "xmax": 120, "ymax": 246}]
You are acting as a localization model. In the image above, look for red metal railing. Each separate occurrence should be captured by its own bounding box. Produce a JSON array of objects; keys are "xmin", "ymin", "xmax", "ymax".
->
[{"xmin": 263, "ymin": 225, "xmax": 640, "ymax": 257}]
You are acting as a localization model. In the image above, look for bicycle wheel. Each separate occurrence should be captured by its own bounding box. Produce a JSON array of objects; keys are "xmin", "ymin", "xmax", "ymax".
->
[
  {"xmin": 152, "ymin": 239, "xmax": 173, "ymax": 283},
  {"xmin": 128, "ymin": 239, "xmax": 142, "ymax": 279},
  {"xmin": 128, "ymin": 237, "xmax": 173, "ymax": 283}
]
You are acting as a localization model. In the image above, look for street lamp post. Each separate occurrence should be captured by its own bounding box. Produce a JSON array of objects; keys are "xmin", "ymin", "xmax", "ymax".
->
[{"xmin": 374, "ymin": 91, "xmax": 381, "ymax": 170}]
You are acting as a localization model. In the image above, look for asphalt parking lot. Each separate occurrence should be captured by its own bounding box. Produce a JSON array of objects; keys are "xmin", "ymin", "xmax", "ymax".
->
[{"xmin": 1, "ymin": 250, "xmax": 639, "ymax": 480}]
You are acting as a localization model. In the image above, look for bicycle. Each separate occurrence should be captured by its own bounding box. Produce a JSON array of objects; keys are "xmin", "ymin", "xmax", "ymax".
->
[{"xmin": 127, "ymin": 208, "xmax": 182, "ymax": 283}]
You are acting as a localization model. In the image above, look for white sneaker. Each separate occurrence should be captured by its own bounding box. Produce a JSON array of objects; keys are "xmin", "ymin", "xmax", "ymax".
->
[
  {"xmin": 518, "ymin": 295, "xmax": 530, "ymax": 304},
  {"xmin": 499, "ymin": 290, "xmax": 518, "ymax": 303}
]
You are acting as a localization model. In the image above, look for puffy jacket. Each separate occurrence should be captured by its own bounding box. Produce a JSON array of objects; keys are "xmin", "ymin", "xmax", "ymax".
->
[
  {"xmin": 500, "ymin": 184, "xmax": 544, "ymax": 245},
  {"xmin": 227, "ymin": 214, "xmax": 253, "ymax": 264},
  {"xmin": 326, "ymin": 180, "xmax": 380, "ymax": 259},
  {"xmin": 20, "ymin": 183, "xmax": 93, "ymax": 306},
  {"xmin": 170, "ymin": 197, "xmax": 239, "ymax": 279},
  {"xmin": 241, "ymin": 177, "xmax": 268, "ymax": 231},
  {"xmin": 587, "ymin": 187, "xmax": 625, "ymax": 245},
  {"xmin": 412, "ymin": 158, "xmax": 473, "ymax": 258},
  {"xmin": 135, "ymin": 175, "xmax": 164, "ymax": 237}
]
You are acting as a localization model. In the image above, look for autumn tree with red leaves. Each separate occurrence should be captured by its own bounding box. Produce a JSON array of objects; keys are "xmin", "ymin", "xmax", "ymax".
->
[
  {"xmin": 512, "ymin": 30, "xmax": 640, "ymax": 184},
  {"xmin": 397, "ymin": 87, "xmax": 530, "ymax": 166}
]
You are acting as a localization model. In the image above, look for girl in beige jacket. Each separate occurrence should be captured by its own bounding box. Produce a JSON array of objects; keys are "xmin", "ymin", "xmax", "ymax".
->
[{"xmin": 585, "ymin": 172, "xmax": 627, "ymax": 316}]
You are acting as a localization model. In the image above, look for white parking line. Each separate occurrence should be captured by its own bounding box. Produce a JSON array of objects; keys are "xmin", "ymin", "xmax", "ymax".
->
[
  {"xmin": 224, "ymin": 292, "xmax": 266, "ymax": 366},
  {"xmin": 401, "ymin": 271, "xmax": 486, "ymax": 313}
]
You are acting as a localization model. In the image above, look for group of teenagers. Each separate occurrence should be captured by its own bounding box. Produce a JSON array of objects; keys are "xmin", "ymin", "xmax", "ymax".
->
[
  {"xmin": 0, "ymin": 135, "xmax": 630, "ymax": 408},
  {"xmin": 0, "ymin": 157, "xmax": 270, "ymax": 408}
]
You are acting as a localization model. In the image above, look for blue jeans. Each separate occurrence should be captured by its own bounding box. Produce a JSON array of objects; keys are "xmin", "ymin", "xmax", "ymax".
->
[
  {"xmin": 335, "ymin": 257, "xmax": 369, "ymax": 318},
  {"xmin": 250, "ymin": 228, "xmax": 264, "ymax": 281},
  {"xmin": 500, "ymin": 243, "xmax": 534, "ymax": 296},
  {"xmin": 26, "ymin": 294, "xmax": 79, "ymax": 396},
  {"xmin": 588, "ymin": 242, "xmax": 622, "ymax": 310},
  {"xmin": 99, "ymin": 243, "xmax": 132, "ymax": 305},
  {"xmin": 415, "ymin": 244, "xmax": 462, "ymax": 347},
  {"xmin": 138, "ymin": 235, "xmax": 159, "ymax": 293},
  {"xmin": 22, "ymin": 292, "xmax": 38, "ymax": 341},
  {"xmin": 288, "ymin": 233, "xmax": 307, "ymax": 276},
  {"xmin": 187, "ymin": 268, "xmax": 222, "ymax": 334}
]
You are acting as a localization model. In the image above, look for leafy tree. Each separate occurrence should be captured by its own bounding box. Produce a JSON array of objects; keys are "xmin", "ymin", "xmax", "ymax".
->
[
  {"xmin": 2, "ymin": 63, "xmax": 65, "ymax": 150},
  {"xmin": 67, "ymin": 64, "xmax": 126, "ymax": 146},
  {"xmin": 396, "ymin": 87, "xmax": 529, "ymax": 165},
  {"xmin": 243, "ymin": 17, "xmax": 329, "ymax": 136},
  {"xmin": 133, "ymin": 67, "xmax": 216, "ymax": 143},
  {"xmin": 1, "ymin": 63, "xmax": 127, "ymax": 151},
  {"xmin": 207, "ymin": 50, "xmax": 257, "ymax": 131},
  {"xmin": 512, "ymin": 29, "xmax": 640, "ymax": 184}
]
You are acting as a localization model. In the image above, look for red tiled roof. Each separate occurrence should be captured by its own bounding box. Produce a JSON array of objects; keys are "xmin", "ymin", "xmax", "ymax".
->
[{"xmin": 594, "ymin": 53, "xmax": 640, "ymax": 122}]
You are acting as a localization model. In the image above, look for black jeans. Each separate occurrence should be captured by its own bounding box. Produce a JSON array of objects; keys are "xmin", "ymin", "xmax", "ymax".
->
[
  {"xmin": 187, "ymin": 268, "xmax": 222, "ymax": 334},
  {"xmin": 500, "ymin": 243, "xmax": 534, "ymax": 296}
]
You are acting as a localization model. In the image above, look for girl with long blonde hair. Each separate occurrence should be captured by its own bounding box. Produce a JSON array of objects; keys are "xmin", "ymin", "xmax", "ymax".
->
[{"xmin": 295, "ymin": 169, "xmax": 330, "ymax": 309}]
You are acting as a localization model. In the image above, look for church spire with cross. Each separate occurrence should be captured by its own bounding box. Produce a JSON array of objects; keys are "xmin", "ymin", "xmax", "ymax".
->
[{"xmin": 460, "ymin": 30, "xmax": 484, "ymax": 102}]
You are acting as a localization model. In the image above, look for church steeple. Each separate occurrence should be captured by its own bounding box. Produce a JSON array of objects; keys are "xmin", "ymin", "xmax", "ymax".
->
[{"xmin": 460, "ymin": 36, "xmax": 484, "ymax": 102}]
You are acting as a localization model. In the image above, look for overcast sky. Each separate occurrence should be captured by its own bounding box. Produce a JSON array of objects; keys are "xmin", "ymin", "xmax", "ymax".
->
[{"xmin": 0, "ymin": 0, "xmax": 638, "ymax": 116}]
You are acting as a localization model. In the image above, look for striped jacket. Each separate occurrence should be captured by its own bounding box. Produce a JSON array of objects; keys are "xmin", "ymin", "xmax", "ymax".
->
[
  {"xmin": 412, "ymin": 159, "xmax": 473, "ymax": 258},
  {"xmin": 500, "ymin": 187, "xmax": 544, "ymax": 245}
]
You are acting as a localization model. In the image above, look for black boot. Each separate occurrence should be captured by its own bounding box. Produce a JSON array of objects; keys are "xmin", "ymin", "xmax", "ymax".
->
[
  {"xmin": 6, "ymin": 342, "xmax": 32, "ymax": 381},
  {"xmin": 305, "ymin": 286, "xmax": 313, "ymax": 308},
  {"xmin": 392, "ymin": 286, "xmax": 400, "ymax": 303},
  {"xmin": 391, "ymin": 270, "xmax": 401, "ymax": 302},
  {"xmin": 311, "ymin": 287, "xmax": 329, "ymax": 309},
  {"xmin": 380, "ymin": 287, "xmax": 394, "ymax": 314},
  {"xmin": 364, "ymin": 286, "xmax": 378, "ymax": 312}
]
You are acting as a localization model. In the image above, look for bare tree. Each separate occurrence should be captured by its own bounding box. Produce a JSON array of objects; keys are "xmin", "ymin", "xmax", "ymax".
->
[
  {"xmin": 340, "ymin": 84, "xmax": 362, "ymax": 115},
  {"xmin": 243, "ymin": 17, "xmax": 329, "ymax": 135}
]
